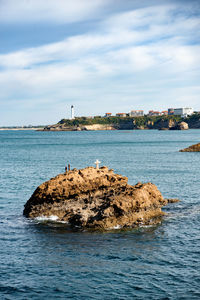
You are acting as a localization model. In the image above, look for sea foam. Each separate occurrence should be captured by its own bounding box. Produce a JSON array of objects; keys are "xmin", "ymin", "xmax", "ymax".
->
[{"xmin": 35, "ymin": 215, "xmax": 59, "ymax": 222}]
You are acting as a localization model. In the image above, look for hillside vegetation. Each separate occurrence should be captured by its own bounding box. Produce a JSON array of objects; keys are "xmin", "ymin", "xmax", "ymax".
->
[{"xmin": 59, "ymin": 115, "xmax": 183, "ymax": 127}]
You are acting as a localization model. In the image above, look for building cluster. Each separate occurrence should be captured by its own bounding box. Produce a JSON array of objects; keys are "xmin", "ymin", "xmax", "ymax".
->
[
  {"xmin": 70, "ymin": 105, "xmax": 195, "ymax": 120},
  {"xmin": 104, "ymin": 107, "xmax": 194, "ymax": 118}
]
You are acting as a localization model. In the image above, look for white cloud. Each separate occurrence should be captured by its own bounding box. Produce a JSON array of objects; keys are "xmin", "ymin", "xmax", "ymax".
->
[
  {"xmin": 0, "ymin": 2, "xmax": 200, "ymax": 125},
  {"xmin": 0, "ymin": 0, "xmax": 108, "ymax": 24},
  {"xmin": 1, "ymin": 2, "xmax": 199, "ymax": 70}
]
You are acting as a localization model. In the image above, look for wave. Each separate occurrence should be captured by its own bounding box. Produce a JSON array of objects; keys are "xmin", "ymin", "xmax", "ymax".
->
[{"xmin": 34, "ymin": 215, "xmax": 68, "ymax": 224}]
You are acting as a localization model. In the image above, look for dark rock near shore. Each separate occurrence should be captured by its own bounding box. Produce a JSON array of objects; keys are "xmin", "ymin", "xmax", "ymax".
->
[{"xmin": 24, "ymin": 167, "xmax": 178, "ymax": 230}]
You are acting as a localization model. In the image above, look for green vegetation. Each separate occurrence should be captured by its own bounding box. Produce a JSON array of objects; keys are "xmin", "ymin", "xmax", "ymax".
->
[
  {"xmin": 59, "ymin": 115, "xmax": 184, "ymax": 127},
  {"xmin": 59, "ymin": 116, "xmax": 134, "ymax": 126},
  {"xmin": 186, "ymin": 112, "xmax": 200, "ymax": 121}
]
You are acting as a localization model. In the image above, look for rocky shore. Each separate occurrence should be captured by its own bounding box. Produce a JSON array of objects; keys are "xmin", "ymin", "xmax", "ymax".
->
[
  {"xmin": 180, "ymin": 142, "xmax": 200, "ymax": 152},
  {"xmin": 24, "ymin": 166, "xmax": 178, "ymax": 230},
  {"xmin": 41, "ymin": 124, "xmax": 118, "ymax": 131},
  {"xmin": 41, "ymin": 121, "xmax": 134, "ymax": 131}
]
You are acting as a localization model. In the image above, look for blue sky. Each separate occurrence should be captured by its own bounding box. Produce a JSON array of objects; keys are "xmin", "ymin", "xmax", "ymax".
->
[{"xmin": 0, "ymin": 0, "xmax": 200, "ymax": 126}]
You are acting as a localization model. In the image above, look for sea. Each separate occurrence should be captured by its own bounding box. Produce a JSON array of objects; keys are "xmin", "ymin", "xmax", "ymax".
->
[{"xmin": 0, "ymin": 129, "xmax": 200, "ymax": 299}]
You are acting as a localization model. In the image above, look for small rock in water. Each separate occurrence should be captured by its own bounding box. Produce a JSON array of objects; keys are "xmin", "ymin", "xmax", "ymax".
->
[
  {"xmin": 180, "ymin": 142, "xmax": 200, "ymax": 152},
  {"xmin": 165, "ymin": 198, "xmax": 180, "ymax": 203}
]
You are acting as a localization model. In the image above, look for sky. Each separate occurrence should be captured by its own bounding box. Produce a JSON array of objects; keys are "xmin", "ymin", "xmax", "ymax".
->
[{"xmin": 0, "ymin": 0, "xmax": 200, "ymax": 126}]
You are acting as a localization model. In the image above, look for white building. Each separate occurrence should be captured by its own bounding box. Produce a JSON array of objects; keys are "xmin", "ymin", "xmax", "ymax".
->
[
  {"xmin": 173, "ymin": 107, "xmax": 193, "ymax": 117},
  {"xmin": 71, "ymin": 105, "xmax": 74, "ymax": 119},
  {"xmin": 129, "ymin": 110, "xmax": 144, "ymax": 117}
]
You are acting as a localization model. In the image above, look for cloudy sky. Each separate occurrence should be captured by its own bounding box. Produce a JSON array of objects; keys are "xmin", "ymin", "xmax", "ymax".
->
[{"xmin": 0, "ymin": 0, "xmax": 200, "ymax": 126}]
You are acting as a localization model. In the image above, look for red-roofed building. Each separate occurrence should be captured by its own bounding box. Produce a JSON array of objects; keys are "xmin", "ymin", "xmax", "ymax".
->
[
  {"xmin": 161, "ymin": 111, "xmax": 168, "ymax": 115},
  {"xmin": 148, "ymin": 110, "xmax": 161, "ymax": 116},
  {"xmin": 104, "ymin": 113, "xmax": 112, "ymax": 117},
  {"xmin": 116, "ymin": 113, "xmax": 127, "ymax": 117}
]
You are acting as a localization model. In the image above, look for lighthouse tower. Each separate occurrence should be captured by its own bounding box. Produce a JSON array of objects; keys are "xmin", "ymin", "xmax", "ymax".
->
[{"xmin": 71, "ymin": 105, "xmax": 74, "ymax": 119}]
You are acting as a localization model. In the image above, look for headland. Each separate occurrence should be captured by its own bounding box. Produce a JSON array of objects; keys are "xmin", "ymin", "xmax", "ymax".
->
[{"xmin": 40, "ymin": 114, "xmax": 200, "ymax": 131}]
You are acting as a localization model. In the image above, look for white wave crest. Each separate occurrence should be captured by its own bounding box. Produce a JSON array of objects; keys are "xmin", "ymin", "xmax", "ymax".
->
[
  {"xmin": 35, "ymin": 215, "xmax": 59, "ymax": 221},
  {"xmin": 107, "ymin": 224, "xmax": 122, "ymax": 230}
]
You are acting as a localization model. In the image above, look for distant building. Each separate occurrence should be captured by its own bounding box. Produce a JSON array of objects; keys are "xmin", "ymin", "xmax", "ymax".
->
[
  {"xmin": 116, "ymin": 113, "xmax": 127, "ymax": 117},
  {"xmin": 168, "ymin": 108, "xmax": 174, "ymax": 115},
  {"xmin": 173, "ymin": 107, "xmax": 193, "ymax": 117},
  {"xmin": 148, "ymin": 110, "xmax": 161, "ymax": 116},
  {"xmin": 104, "ymin": 113, "xmax": 112, "ymax": 117},
  {"xmin": 161, "ymin": 111, "xmax": 168, "ymax": 115},
  {"xmin": 148, "ymin": 110, "xmax": 154, "ymax": 116},
  {"xmin": 129, "ymin": 110, "xmax": 144, "ymax": 117}
]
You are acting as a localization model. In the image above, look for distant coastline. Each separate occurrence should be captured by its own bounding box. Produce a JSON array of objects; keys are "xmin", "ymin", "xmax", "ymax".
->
[
  {"xmin": 0, "ymin": 127, "xmax": 44, "ymax": 131},
  {"xmin": 2, "ymin": 113, "xmax": 200, "ymax": 132}
]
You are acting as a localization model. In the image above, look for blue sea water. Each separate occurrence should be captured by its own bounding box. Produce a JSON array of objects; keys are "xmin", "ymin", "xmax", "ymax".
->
[{"xmin": 0, "ymin": 129, "xmax": 200, "ymax": 299}]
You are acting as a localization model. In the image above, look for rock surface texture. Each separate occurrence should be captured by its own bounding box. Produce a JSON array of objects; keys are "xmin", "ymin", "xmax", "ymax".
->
[
  {"xmin": 23, "ymin": 167, "xmax": 177, "ymax": 230},
  {"xmin": 180, "ymin": 142, "xmax": 200, "ymax": 152}
]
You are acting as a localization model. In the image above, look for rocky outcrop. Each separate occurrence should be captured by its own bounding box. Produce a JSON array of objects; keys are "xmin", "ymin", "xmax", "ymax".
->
[
  {"xmin": 42, "ymin": 123, "xmax": 118, "ymax": 131},
  {"xmin": 158, "ymin": 120, "xmax": 189, "ymax": 130},
  {"xmin": 80, "ymin": 124, "xmax": 117, "ymax": 131},
  {"xmin": 170, "ymin": 121, "xmax": 189, "ymax": 130},
  {"xmin": 180, "ymin": 142, "xmax": 200, "ymax": 152},
  {"xmin": 42, "ymin": 124, "xmax": 80, "ymax": 131},
  {"xmin": 156, "ymin": 119, "xmax": 176, "ymax": 130},
  {"xmin": 42, "ymin": 122, "xmax": 134, "ymax": 131},
  {"xmin": 23, "ymin": 166, "xmax": 178, "ymax": 230},
  {"xmin": 177, "ymin": 121, "xmax": 189, "ymax": 130}
]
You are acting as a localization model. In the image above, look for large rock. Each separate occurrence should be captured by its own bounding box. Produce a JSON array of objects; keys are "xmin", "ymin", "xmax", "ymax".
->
[
  {"xmin": 180, "ymin": 142, "xmax": 200, "ymax": 152},
  {"xmin": 170, "ymin": 121, "xmax": 189, "ymax": 130},
  {"xmin": 23, "ymin": 167, "xmax": 177, "ymax": 230},
  {"xmin": 176, "ymin": 121, "xmax": 189, "ymax": 130},
  {"xmin": 157, "ymin": 120, "xmax": 189, "ymax": 131}
]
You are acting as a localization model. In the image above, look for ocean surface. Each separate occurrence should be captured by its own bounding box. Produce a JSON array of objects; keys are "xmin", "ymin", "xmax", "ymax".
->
[{"xmin": 0, "ymin": 129, "xmax": 200, "ymax": 299}]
